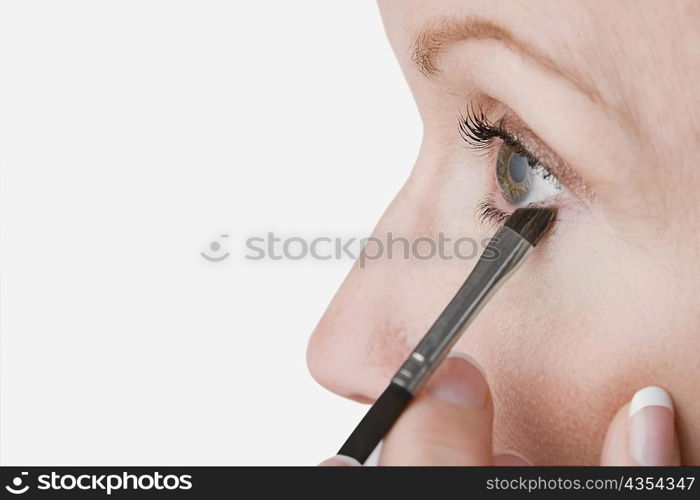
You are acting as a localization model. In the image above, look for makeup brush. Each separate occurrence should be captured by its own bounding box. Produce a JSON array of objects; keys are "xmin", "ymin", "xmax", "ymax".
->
[{"xmin": 337, "ymin": 207, "xmax": 557, "ymax": 464}]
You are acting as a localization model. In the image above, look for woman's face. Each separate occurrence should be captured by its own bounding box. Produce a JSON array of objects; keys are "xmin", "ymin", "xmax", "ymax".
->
[{"xmin": 307, "ymin": 0, "xmax": 700, "ymax": 464}]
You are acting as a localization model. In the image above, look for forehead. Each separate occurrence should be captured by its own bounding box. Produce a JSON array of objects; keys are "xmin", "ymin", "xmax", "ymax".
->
[{"xmin": 400, "ymin": 0, "xmax": 698, "ymax": 134}]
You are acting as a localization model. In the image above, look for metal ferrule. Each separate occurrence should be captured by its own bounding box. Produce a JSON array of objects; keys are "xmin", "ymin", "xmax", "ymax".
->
[{"xmin": 390, "ymin": 225, "xmax": 533, "ymax": 395}]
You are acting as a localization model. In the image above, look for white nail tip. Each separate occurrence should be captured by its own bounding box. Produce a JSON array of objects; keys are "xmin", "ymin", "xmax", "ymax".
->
[
  {"xmin": 330, "ymin": 454, "xmax": 362, "ymax": 467},
  {"xmin": 629, "ymin": 386, "xmax": 674, "ymax": 417},
  {"xmin": 447, "ymin": 351, "xmax": 488, "ymax": 380}
]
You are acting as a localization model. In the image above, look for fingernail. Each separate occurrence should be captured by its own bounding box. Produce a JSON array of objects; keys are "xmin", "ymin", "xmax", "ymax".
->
[
  {"xmin": 427, "ymin": 352, "xmax": 488, "ymax": 409},
  {"xmin": 628, "ymin": 386, "xmax": 675, "ymax": 466},
  {"xmin": 318, "ymin": 454, "xmax": 361, "ymax": 467}
]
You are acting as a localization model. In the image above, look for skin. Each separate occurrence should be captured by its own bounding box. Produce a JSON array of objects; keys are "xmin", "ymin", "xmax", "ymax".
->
[
  {"xmin": 320, "ymin": 355, "xmax": 680, "ymax": 466},
  {"xmin": 307, "ymin": 0, "xmax": 700, "ymax": 465}
]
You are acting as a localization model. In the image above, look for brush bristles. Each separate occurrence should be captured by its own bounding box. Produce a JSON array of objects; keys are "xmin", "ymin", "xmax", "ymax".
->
[{"xmin": 504, "ymin": 207, "xmax": 557, "ymax": 246}]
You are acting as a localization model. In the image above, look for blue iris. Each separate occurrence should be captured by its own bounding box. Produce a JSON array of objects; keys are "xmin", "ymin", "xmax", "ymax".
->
[{"xmin": 507, "ymin": 153, "xmax": 529, "ymax": 184}]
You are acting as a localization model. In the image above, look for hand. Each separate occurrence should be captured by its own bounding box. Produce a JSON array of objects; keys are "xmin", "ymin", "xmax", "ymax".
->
[{"xmin": 320, "ymin": 353, "xmax": 680, "ymax": 466}]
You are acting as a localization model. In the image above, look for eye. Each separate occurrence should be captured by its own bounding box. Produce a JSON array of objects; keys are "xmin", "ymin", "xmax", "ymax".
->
[
  {"xmin": 495, "ymin": 141, "xmax": 562, "ymax": 206},
  {"xmin": 458, "ymin": 105, "xmax": 568, "ymax": 224}
]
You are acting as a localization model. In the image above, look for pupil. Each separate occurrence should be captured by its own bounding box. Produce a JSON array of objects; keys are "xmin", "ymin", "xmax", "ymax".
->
[{"xmin": 508, "ymin": 153, "xmax": 528, "ymax": 184}]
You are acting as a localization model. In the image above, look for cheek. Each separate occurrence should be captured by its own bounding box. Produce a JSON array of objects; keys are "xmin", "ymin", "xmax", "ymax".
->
[{"xmin": 457, "ymin": 211, "xmax": 698, "ymax": 464}]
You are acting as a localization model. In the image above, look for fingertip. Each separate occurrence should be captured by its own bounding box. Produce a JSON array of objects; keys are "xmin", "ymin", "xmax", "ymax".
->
[
  {"xmin": 629, "ymin": 386, "xmax": 674, "ymax": 417},
  {"xmin": 446, "ymin": 351, "xmax": 488, "ymax": 381},
  {"xmin": 318, "ymin": 454, "xmax": 361, "ymax": 467},
  {"xmin": 601, "ymin": 402, "xmax": 631, "ymax": 465},
  {"xmin": 380, "ymin": 351, "xmax": 494, "ymax": 465},
  {"xmin": 628, "ymin": 386, "xmax": 679, "ymax": 466},
  {"xmin": 426, "ymin": 352, "xmax": 490, "ymax": 409},
  {"xmin": 601, "ymin": 386, "xmax": 680, "ymax": 466}
]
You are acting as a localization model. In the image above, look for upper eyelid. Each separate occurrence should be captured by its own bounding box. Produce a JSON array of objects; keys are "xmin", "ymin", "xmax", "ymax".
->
[
  {"xmin": 458, "ymin": 107, "xmax": 546, "ymax": 169},
  {"xmin": 458, "ymin": 105, "xmax": 592, "ymax": 202},
  {"xmin": 499, "ymin": 114, "xmax": 592, "ymax": 201}
]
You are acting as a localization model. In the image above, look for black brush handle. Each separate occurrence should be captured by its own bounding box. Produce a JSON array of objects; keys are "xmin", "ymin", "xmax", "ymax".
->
[{"xmin": 337, "ymin": 383, "xmax": 413, "ymax": 464}]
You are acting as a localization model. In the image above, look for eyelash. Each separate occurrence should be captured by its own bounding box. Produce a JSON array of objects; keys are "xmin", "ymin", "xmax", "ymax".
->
[{"xmin": 457, "ymin": 105, "xmax": 556, "ymax": 225}]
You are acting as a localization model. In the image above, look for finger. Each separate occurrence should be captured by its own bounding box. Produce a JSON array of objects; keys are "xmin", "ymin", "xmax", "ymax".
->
[
  {"xmin": 318, "ymin": 455, "xmax": 361, "ymax": 467},
  {"xmin": 379, "ymin": 352, "xmax": 493, "ymax": 465},
  {"xmin": 601, "ymin": 386, "xmax": 680, "ymax": 466},
  {"xmin": 600, "ymin": 402, "xmax": 631, "ymax": 465},
  {"xmin": 493, "ymin": 451, "xmax": 532, "ymax": 466}
]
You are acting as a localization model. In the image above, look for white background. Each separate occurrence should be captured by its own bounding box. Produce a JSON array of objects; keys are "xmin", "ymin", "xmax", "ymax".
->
[{"xmin": 0, "ymin": 1, "xmax": 421, "ymax": 465}]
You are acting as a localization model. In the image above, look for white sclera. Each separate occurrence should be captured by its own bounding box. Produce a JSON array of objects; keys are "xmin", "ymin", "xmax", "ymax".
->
[{"xmin": 501, "ymin": 150, "xmax": 562, "ymax": 206}]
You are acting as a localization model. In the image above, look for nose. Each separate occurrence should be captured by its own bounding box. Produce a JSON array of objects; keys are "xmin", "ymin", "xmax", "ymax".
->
[
  {"xmin": 306, "ymin": 178, "xmax": 483, "ymax": 403},
  {"xmin": 306, "ymin": 259, "xmax": 414, "ymax": 403}
]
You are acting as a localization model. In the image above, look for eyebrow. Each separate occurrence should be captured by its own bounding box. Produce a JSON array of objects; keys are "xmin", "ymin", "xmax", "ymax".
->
[{"xmin": 411, "ymin": 18, "xmax": 604, "ymax": 105}]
